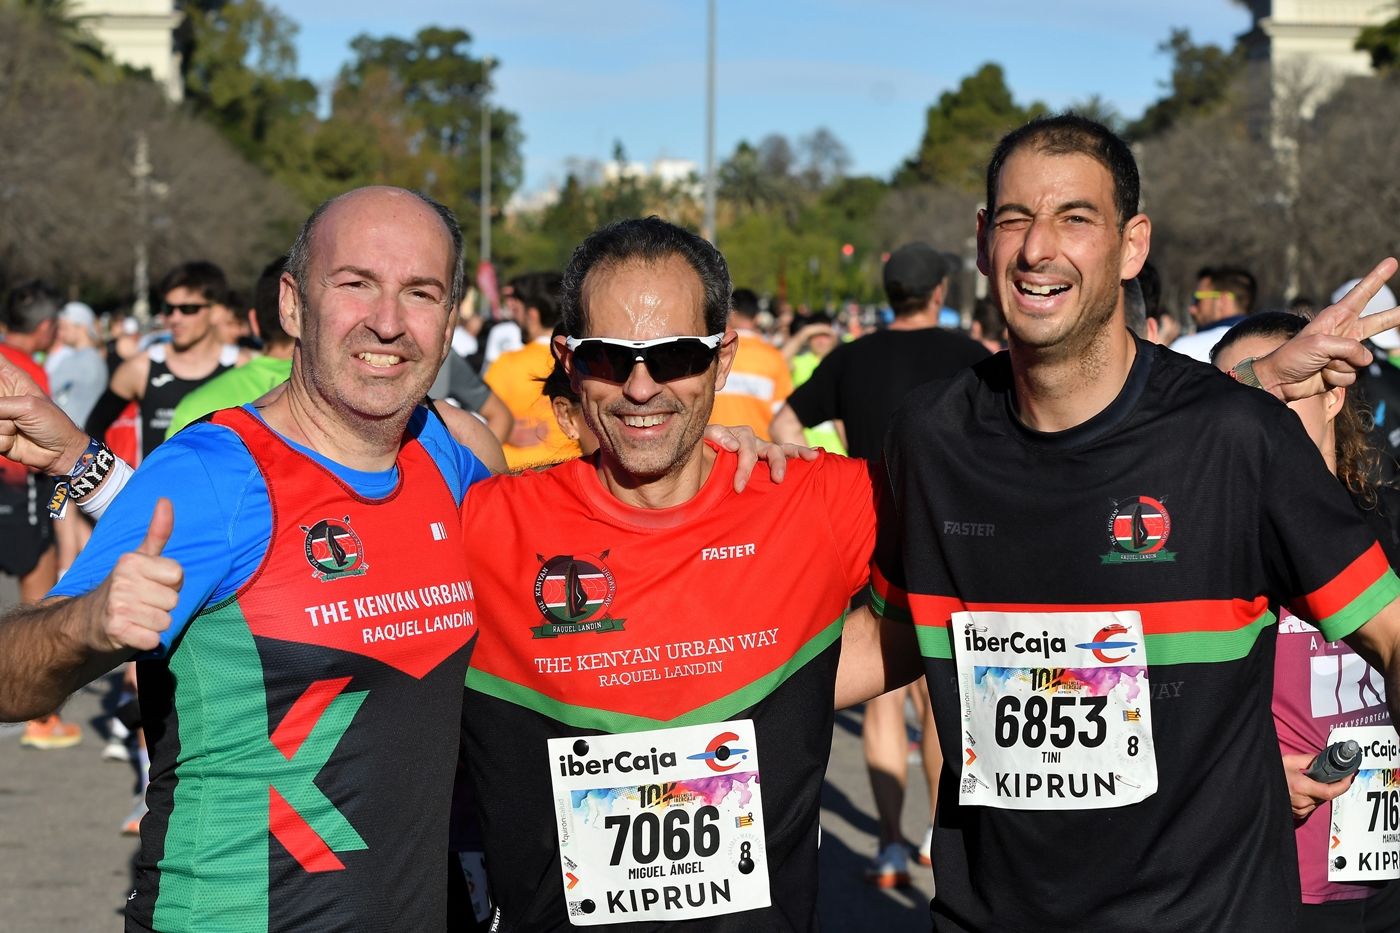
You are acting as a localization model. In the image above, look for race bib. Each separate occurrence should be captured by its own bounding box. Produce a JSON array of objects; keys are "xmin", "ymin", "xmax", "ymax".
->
[
  {"xmin": 1327, "ymin": 726, "xmax": 1400, "ymax": 882},
  {"xmin": 954, "ymin": 610, "xmax": 1157, "ymax": 810},
  {"xmin": 547, "ymin": 720, "xmax": 770, "ymax": 925}
]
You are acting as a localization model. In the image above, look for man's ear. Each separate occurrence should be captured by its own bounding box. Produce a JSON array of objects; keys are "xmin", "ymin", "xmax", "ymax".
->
[
  {"xmin": 279, "ymin": 274, "xmax": 302, "ymax": 339},
  {"xmin": 713, "ymin": 327, "xmax": 738, "ymax": 393}
]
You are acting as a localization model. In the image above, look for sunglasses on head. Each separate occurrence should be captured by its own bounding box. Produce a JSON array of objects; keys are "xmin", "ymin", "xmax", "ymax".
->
[
  {"xmin": 564, "ymin": 333, "xmax": 724, "ymax": 383},
  {"xmin": 162, "ymin": 302, "xmax": 212, "ymax": 316}
]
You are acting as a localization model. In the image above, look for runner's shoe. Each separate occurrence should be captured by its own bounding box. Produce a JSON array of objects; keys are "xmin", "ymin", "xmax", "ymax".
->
[
  {"xmin": 917, "ymin": 824, "xmax": 933, "ymax": 867},
  {"xmin": 863, "ymin": 842, "xmax": 911, "ymax": 888},
  {"xmin": 20, "ymin": 715, "xmax": 81, "ymax": 749},
  {"xmin": 121, "ymin": 796, "xmax": 148, "ymax": 836},
  {"xmin": 102, "ymin": 735, "xmax": 132, "ymax": 762}
]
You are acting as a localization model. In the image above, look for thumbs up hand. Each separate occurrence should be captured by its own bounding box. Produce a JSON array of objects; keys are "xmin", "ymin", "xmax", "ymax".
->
[{"xmin": 88, "ymin": 498, "xmax": 184, "ymax": 653}]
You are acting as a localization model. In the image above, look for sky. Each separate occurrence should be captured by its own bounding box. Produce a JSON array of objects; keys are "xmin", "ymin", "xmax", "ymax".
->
[{"xmin": 279, "ymin": 0, "xmax": 1255, "ymax": 195}]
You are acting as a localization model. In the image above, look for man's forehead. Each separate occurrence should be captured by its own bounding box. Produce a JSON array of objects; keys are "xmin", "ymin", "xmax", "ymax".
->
[
  {"xmin": 582, "ymin": 256, "xmax": 706, "ymax": 334},
  {"xmin": 994, "ymin": 148, "xmax": 1114, "ymax": 209},
  {"xmin": 315, "ymin": 189, "xmax": 451, "ymax": 265}
]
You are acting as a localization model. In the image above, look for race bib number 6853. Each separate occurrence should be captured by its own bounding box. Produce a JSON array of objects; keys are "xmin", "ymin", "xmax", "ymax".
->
[{"xmin": 953, "ymin": 610, "xmax": 1157, "ymax": 810}]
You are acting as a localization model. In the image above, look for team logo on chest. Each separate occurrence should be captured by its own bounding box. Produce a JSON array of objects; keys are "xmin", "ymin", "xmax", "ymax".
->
[
  {"xmin": 532, "ymin": 551, "xmax": 626, "ymax": 638},
  {"xmin": 302, "ymin": 516, "xmax": 368, "ymax": 581},
  {"xmin": 1102, "ymin": 496, "xmax": 1175, "ymax": 564}
]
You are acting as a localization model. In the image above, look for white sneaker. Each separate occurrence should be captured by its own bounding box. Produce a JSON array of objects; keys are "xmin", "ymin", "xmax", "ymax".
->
[
  {"xmin": 103, "ymin": 736, "xmax": 132, "ymax": 762},
  {"xmin": 917, "ymin": 824, "xmax": 933, "ymax": 867},
  {"xmin": 863, "ymin": 841, "xmax": 910, "ymax": 889}
]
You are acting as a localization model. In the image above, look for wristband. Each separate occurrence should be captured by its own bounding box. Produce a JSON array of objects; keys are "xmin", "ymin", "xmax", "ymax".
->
[
  {"xmin": 76, "ymin": 456, "xmax": 131, "ymax": 521},
  {"xmin": 47, "ymin": 437, "xmax": 116, "ymax": 519},
  {"xmin": 1228, "ymin": 356, "xmax": 1263, "ymax": 389}
]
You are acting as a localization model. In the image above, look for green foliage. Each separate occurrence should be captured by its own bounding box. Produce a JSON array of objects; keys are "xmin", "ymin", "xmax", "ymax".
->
[
  {"xmin": 1357, "ymin": 9, "xmax": 1400, "ymax": 71},
  {"xmin": 178, "ymin": 0, "xmax": 318, "ymax": 161},
  {"xmin": 896, "ymin": 63, "xmax": 1045, "ymax": 192},
  {"xmin": 1128, "ymin": 29, "xmax": 1242, "ymax": 140}
]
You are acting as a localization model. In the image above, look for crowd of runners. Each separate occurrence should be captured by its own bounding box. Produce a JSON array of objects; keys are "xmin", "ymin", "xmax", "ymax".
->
[{"xmin": 2, "ymin": 114, "xmax": 1400, "ymax": 932}]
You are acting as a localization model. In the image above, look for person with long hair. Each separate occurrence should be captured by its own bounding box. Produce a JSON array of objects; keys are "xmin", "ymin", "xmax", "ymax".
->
[{"xmin": 1214, "ymin": 311, "xmax": 1400, "ymax": 931}]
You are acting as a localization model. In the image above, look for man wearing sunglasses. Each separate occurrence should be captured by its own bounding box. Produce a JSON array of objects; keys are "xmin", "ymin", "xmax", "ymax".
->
[
  {"xmin": 0, "ymin": 201, "xmax": 803, "ymax": 931},
  {"xmin": 457, "ymin": 216, "xmax": 876, "ymax": 930},
  {"xmin": 1168, "ymin": 264, "xmax": 1257, "ymax": 362},
  {"xmin": 85, "ymin": 261, "xmax": 242, "ymax": 461}
]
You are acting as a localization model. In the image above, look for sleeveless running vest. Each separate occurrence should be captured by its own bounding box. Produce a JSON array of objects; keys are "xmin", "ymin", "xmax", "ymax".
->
[
  {"xmin": 139, "ymin": 343, "xmax": 238, "ymax": 458},
  {"xmin": 128, "ymin": 407, "xmax": 478, "ymax": 933}
]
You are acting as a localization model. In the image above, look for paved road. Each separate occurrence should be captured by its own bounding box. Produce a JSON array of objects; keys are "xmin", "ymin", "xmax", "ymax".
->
[{"xmin": 0, "ymin": 681, "xmax": 935, "ymax": 930}]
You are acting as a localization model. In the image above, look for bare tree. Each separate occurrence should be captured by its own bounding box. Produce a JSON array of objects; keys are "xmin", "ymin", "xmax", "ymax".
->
[{"xmin": 0, "ymin": 8, "xmax": 300, "ymax": 302}]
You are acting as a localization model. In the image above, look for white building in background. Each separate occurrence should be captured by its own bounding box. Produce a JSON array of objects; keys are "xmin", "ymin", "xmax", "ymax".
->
[
  {"xmin": 70, "ymin": 0, "xmax": 183, "ymax": 102},
  {"xmin": 601, "ymin": 157, "xmax": 701, "ymax": 197},
  {"xmin": 1239, "ymin": 0, "xmax": 1393, "ymax": 114}
]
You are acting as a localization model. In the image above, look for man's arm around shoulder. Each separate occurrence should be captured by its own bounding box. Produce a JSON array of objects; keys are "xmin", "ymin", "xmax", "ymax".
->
[
  {"xmin": 835, "ymin": 605, "xmax": 923, "ymax": 709},
  {"xmin": 0, "ymin": 499, "xmax": 181, "ymax": 721}
]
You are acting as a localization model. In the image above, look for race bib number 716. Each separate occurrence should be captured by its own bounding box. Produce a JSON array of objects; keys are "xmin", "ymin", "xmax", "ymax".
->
[{"xmin": 953, "ymin": 610, "xmax": 1157, "ymax": 810}]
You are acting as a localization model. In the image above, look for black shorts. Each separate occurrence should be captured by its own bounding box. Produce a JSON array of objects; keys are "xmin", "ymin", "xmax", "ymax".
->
[{"xmin": 0, "ymin": 476, "xmax": 55, "ymax": 577}]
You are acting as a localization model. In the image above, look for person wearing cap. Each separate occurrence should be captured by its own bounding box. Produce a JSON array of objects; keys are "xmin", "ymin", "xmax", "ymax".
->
[
  {"xmin": 1339, "ymin": 278, "xmax": 1400, "ymax": 481},
  {"xmin": 46, "ymin": 302, "xmax": 108, "ymax": 428},
  {"xmin": 1170, "ymin": 264, "xmax": 1258, "ymax": 361},
  {"xmin": 772, "ymin": 241, "xmax": 989, "ymax": 887}
]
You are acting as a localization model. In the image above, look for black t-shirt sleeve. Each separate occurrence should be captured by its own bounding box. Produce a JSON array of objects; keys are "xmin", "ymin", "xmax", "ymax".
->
[
  {"xmin": 786, "ymin": 344, "xmax": 846, "ymax": 427},
  {"xmin": 1258, "ymin": 404, "xmax": 1389, "ymax": 639}
]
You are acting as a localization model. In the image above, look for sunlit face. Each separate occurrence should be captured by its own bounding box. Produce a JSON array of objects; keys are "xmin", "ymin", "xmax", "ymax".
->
[
  {"xmin": 282, "ymin": 187, "xmax": 455, "ymax": 428},
  {"xmin": 161, "ymin": 286, "xmax": 217, "ymax": 352},
  {"xmin": 1213, "ymin": 331, "xmax": 1340, "ymax": 460},
  {"xmin": 559, "ymin": 256, "xmax": 735, "ymax": 485},
  {"xmin": 977, "ymin": 149, "xmax": 1148, "ymax": 361}
]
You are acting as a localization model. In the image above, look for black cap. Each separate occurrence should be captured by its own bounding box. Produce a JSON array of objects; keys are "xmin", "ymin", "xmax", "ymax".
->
[{"xmin": 882, "ymin": 242, "xmax": 947, "ymax": 304}]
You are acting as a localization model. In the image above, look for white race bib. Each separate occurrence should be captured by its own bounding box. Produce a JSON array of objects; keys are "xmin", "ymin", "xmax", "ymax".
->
[
  {"xmin": 953, "ymin": 610, "xmax": 1157, "ymax": 810},
  {"xmin": 1326, "ymin": 726, "xmax": 1400, "ymax": 881},
  {"xmin": 547, "ymin": 720, "xmax": 770, "ymax": 925}
]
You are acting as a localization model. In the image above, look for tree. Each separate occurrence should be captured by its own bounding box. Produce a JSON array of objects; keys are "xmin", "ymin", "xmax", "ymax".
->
[
  {"xmin": 797, "ymin": 127, "xmax": 851, "ymax": 190},
  {"xmin": 0, "ymin": 6, "xmax": 298, "ymax": 303},
  {"xmin": 1067, "ymin": 94, "xmax": 1124, "ymax": 135},
  {"xmin": 897, "ymin": 63, "xmax": 1044, "ymax": 193},
  {"xmin": 1128, "ymin": 29, "xmax": 1243, "ymax": 140},
  {"xmin": 1357, "ymin": 6, "xmax": 1400, "ymax": 71},
  {"xmin": 1292, "ymin": 74, "xmax": 1400, "ymax": 297},
  {"xmin": 330, "ymin": 28, "xmax": 522, "ymax": 264},
  {"xmin": 177, "ymin": 0, "xmax": 318, "ymax": 166}
]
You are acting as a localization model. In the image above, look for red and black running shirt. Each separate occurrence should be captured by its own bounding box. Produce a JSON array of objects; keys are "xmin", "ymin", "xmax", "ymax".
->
[
  {"xmin": 872, "ymin": 338, "xmax": 1400, "ymax": 932},
  {"xmin": 460, "ymin": 443, "xmax": 874, "ymax": 931},
  {"xmin": 128, "ymin": 408, "xmax": 478, "ymax": 933}
]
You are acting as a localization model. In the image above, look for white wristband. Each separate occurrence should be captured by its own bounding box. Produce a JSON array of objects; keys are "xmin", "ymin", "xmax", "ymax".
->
[{"xmin": 78, "ymin": 456, "xmax": 133, "ymax": 520}]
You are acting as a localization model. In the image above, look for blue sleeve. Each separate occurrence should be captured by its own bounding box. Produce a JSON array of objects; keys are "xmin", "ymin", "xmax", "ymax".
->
[
  {"xmin": 50, "ymin": 423, "xmax": 272, "ymax": 654},
  {"xmin": 409, "ymin": 405, "xmax": 494, "ymax": 505}
]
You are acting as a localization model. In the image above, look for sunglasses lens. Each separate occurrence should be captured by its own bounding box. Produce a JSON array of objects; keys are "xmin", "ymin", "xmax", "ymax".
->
[
  {"xmin": 644, "ymin": 341, "xmax": 717, "ymax": 381},
  {"xmin": 570, "ymin": 342, "xmax": 632, "ymax": 381},
  {"xmin": 163, "ymin": 303, "xmax": 208, "ymax": 316},
  {"xmin": 571, "ymin": 338, "xmax": 718, "ymax": 383}
]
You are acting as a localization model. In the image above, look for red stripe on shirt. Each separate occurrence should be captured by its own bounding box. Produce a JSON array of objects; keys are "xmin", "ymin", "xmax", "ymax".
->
[
  {"xmin": 269, "ymin": 787, "xmax": 345, "ymax": 873},
  {"xmin": 870, "ymin": 564, "xmax": 910, "ymax": 614},
  {"xmin": 906, "ymin": 593, "xmax": 1272, "ymax": 636},
  {"xmin": 1288, "ymin": 542, "xmax": 1390, "ymax": 624},
  {"xmin": 269, "ymin": 677, "xmax": 352, "ymax": 760}
]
